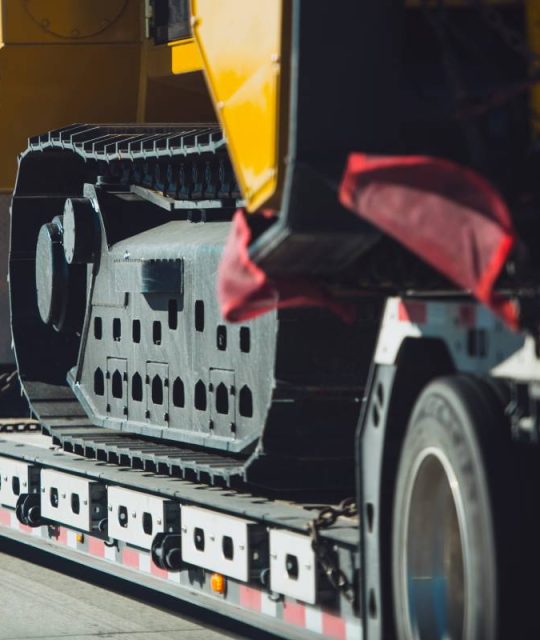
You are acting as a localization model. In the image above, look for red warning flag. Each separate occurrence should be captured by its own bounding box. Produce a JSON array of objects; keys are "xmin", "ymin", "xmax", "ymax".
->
[
  {"xmin": 217, "ymin": 210, "xmax": 355, "ymax": 323},
  {"xmin": 340, "ymin": 153, "xmax": 519, "ymax": 328}
]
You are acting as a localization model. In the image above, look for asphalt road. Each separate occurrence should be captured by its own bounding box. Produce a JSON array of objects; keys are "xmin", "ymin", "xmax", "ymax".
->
[{"xmin": 0, "ymin": 538, "xmax": 257, "ymax": 640}]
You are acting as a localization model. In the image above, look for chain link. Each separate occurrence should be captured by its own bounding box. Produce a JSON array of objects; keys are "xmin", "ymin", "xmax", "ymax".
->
[
  {"xmin": 308, "ymin": 498, "xmax": 358, "ymax": 606},
  {"xmin": 314, "ymin": 1, "xmax": 532, "ymax": 605}
]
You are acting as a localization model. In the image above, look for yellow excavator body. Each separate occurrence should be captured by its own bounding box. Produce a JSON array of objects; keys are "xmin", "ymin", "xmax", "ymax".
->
[
  {"xmin": 2, "ymin": 0, "xmax": 540, "ymax": 204},
  {"xmin": 191, "ymin": 0, "xmax": 288, "ymax": 211},
  {"xmin": 0, "ymin": 0, "xmax": 141, "ymax": 192}
]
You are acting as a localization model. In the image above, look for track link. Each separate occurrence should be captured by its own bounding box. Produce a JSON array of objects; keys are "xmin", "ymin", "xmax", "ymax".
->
[{"xmin": 28, "ymin": 123, "xmax": 239, "ymax": 203}]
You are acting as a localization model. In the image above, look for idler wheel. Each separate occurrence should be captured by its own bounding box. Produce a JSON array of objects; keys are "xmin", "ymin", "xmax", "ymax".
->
[
  {"xmin": 35, "ymin": 215, "xmax": 87, "ymax": 332},
  {"xmin": 35, "ymin": 218, "xmax": 68, "ymax": 329},
  {"xmin": 63, "ymin": 197, "xmax": 99, "ymax": 264}
]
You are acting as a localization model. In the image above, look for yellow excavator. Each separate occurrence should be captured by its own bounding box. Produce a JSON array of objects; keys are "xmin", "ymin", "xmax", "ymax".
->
[
  {"xmin": 3, "ymin": 2, "xmax": 540, "ymax": 639},
  {"xmin": 0, "ymin": 1, "xmax": 141, "ymax": 412}
]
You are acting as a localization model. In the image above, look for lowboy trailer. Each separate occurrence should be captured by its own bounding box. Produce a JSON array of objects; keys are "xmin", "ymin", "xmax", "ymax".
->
[
  {"xmin": 2, "ymin": 293, "xmax": 540, "ymax": 640},
  {"xmin": 3, "ymin": 2, "xmax": 540, "ymax": 639}
]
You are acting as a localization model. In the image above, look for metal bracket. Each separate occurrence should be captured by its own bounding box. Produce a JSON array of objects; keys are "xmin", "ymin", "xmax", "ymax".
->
[
  {"xmin": 0, "ymin": 457, "xmax": 40, "ymax": 508},
  {"xmin": 107, "ymin": 486, "xmax": 179, "ymax": 550},
  {"xmin": 181, "ymin": 505, "xmax": 262, "ymax": 582},
  {"xmin": 40, "ymin": 469, "xmax": 106, "ymax": 533}
]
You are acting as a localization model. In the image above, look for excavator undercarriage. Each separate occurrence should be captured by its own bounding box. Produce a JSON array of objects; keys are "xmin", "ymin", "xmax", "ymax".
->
[{"xmin": 10, "ymin": 124, "xmax": 381, "ymax": 493}]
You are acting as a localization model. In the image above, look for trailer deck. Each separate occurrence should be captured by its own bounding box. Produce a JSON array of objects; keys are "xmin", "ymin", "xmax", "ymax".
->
[{"xmin": 0, "ymin": 429, "xmax": 361, "ymax": 640}]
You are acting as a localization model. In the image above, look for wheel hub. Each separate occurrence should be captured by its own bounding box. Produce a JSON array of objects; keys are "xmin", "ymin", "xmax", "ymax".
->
[{"xmin": 402, "ymin": 449, "xmax": 468, "ymax": 640}]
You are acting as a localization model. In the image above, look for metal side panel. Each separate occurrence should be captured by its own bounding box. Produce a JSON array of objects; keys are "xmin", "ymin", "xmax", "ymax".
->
[
  {"xmin": 0, "ymin": 439, "xmax": 359, "ymax": 547},
  {"xmin": 0, "ymin": 457, "xmax": 38, "ymax": 508},
  {"xmin": 181, "ymin": 505, "xmax": 252, "ymax": 581},
  {"xmin": 0, "ymin": 509, "xmax": 358, "ymax": 640},
  {"xmin": 107, "ymin": 486, "xmax": 179, "ymax": 550},
  {"xmin": 40, "ymin": 469, "xmax": 104, "ymax": 532},
  {"xmin": 0, "ymin": 437, "xmax": 363, "ymax": 639},
  {"xmin": 270, "ymin": 530, "xmax": 317, "ymax": 605}
]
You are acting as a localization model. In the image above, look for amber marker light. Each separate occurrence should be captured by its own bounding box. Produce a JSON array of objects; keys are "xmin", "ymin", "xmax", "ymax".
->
[
  {"xmin": 76, "ymin": 533, "xmax": 85, "ymax": 543},
  {"xmin": 210, "ymin": 572, "xmax": 226, "ymax": 594}
]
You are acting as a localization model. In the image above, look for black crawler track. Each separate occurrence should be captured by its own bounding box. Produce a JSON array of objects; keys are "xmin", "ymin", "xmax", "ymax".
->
[
  {"xmin": 27, "ymin": 123, "xmax": 239, "ymax": 203},
  {"xmin": 10, "ymin": 124, "xmax": 379, "ymax": 493}
]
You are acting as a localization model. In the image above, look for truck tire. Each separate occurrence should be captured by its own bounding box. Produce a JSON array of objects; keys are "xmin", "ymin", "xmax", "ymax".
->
[{"xmin": 391, "ymin": 375, "xmax": 518, "ymax": 640}]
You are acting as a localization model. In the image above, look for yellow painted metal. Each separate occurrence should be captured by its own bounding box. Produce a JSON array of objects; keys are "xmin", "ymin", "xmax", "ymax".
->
[
  {"xmin": 137, "ymin": 37, "xmax": 203, "ymax": 120},
  {"xmin": 0, "ymin": 0, "xmax": 142, "ymax": 191},
  {"xmin": 2, "ymin": 0, "xmax": 139, "ymax": 43},
  {"xmin": 0, "ymin": 45, "xmax": 141, "ymax": 191},
  {"xmin": 170, "ymin": 38, "xmax": 204, "ymax": 75},
  {"xmin": 137, "ymin": 37, "xmax": 213, "ymax": 124},
  {"xmin": 191, "ymin": 0, "xmax": 287, "ymax": 211},
  {"xmin": 526, "ymin": 0, "xmax": 540, "ymax": 136}
]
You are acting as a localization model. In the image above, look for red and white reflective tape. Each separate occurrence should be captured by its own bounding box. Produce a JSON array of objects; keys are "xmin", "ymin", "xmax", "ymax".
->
[
  {"xmin": 376, "ymin": 297, "xmax": 503, "ymax": 367},
  {"xmin": 0, "ymin": 507, "xmax": 42, "ymax": 537},
  {"xmin": 0, "ymin": 508, "xmax": 362, "ymax": 639},
  {"xmin": 396, "ymin": 298, "xmax": 496, "ymax": 331},
  {"xmin": 88, "ymin": 535, "xmax": 105, "ymax": 558},
  {"xmin": 0, "ymin": 508, "xmax": 12, "ymax": 527},
  {"xmin": 117, "ymin": 546, "xmax": 175, "ymax": 582},
  {"xmin": 239, "ymin": 585, "xmax": 362, "ymax": 640},
  {"xmin": 397, "ymin": 300, "xmax": 427, "ymax": 325},
  {"xmin": 456, "ymin": 303, "xmax": 476, "ymax": 328}
]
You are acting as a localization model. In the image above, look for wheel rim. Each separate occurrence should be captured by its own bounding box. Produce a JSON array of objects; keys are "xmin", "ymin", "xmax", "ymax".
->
[{"xmin": 401, "ymin": 448, "xmax": 469, "ymax": 640}]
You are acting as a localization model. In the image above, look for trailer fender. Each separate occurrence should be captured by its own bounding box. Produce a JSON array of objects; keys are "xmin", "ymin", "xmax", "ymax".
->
[{"xmin": 356, "ymin": 337, "xmax": 454, "ymax": 640}]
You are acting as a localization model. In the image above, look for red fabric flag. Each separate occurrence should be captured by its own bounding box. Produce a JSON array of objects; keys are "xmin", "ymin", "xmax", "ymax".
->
[
  {"xmin": 217, "ymin": 210, "xmax": 356, "ymax": 323},
  {"xmin": 339, "ymin": 153, "xmax": 519, "ymax": 328}
]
